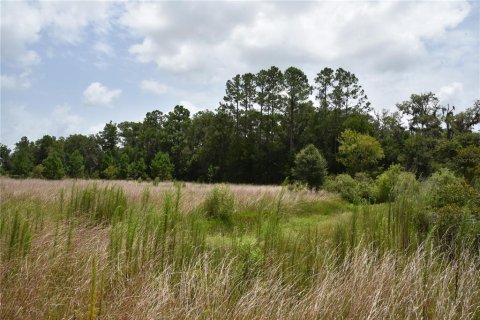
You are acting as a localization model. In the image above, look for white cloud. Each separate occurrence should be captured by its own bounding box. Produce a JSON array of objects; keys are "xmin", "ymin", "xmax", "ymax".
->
[
  {"xmin": 120, "ymin": 2, "xmax": 471, "ymax": 76},
  {"xmin": 438, "ymin": 82, "xmax": 464, "ymax": 105},
  {"xmin": 1, "ymin": 105, "xmax": 83, "ymax": 147},
  {"xmin": 1, "ymin": 73, "xmax": 31, "ymax": 91},
  {"xmin": 0, "ymin": 2, "xmax": 43, "ymax": 67},
  {"xmin": 39, "ymin": 2, "xmax": 113, "ymax": 44},
  {"xmin": 87, "ymin": 123, "xmax": 106, "ymax": 135},
  {"xmin": 83, "ymin": 82, "xmax": 121, "ymax": 106},
  {"xmin": 179, "ymin": 100, "xmax": 199, "ymax": 114},
  {"xmin": 140, "ymin": 80, "xmax": 168, "ymax": 95},
  {"xmin": 1, "ymin": 2, "xmax": 113, "ymax": 67},
  {"xmin": 93, "ymin": 42, "xmax": 114, "ymax": 56}
]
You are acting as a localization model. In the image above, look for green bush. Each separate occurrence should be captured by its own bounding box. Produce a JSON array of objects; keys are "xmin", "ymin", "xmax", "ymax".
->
[
  {"xmin": 354, "ymin": 172, "xmax": 377, "ymax": 203},
  {"xmin": 432, "ymin": 182, "xmax": 480, "ymax": 217},
  {"xmin": 427, "ymin": 168, "xmax": 463, "ymax": 193},
  {"xmin": 325, "ymin": 174, "xmax": 360, "ymax": 203},
  {"xmin": 325, "ymin": 173, "xmax": 378, "ymax": 204},
  {"xmin": 203, "ymin": 185, "xmax": 235, "ymax": 223},
  {"xmin": 429, "ymin": 180, "xmax": 480, "ymax": 252},
  {"xmin": 375, "ymin": 164, "xmax": 403, "ymax": 202},
  {"xmin": 391, "ymin": 172, "xmax": 419, "ymax": 199},
  {"xmin": 292, "ymin": 144, "xmax": 328, "ymax": 190}
]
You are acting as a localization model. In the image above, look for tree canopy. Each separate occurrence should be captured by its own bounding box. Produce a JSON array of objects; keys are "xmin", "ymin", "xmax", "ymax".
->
[{"xmin": 0, "ymin": 66, "xmax": 478, "ymax": 186}]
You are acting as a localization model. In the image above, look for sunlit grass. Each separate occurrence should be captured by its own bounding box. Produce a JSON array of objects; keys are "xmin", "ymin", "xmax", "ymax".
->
[{"xmin": 1, "ymin": 177, "xmax": 479, "ymax": 319}]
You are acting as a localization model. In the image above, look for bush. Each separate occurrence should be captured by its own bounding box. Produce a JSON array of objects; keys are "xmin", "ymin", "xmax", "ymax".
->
[
  {"xmin": 428, "ymin": 168, "xmax": 462, "ymax": 189},
  {"xmin": 203, "ymin": 185, "xmax": 235, "ymax": 223},
  {"xmin": 375, "ymin": 164, "xmax": 404, "ymax": 202},
  {"xmin": 432, "ymin": 182, "xmax": 480, "ymax": 217},
  {"xmin": 325, "ymin": 173, "xmax": 377, "ymax": 204},
  {"xmin": 325, "ymin": 174, "xmax": 360, "ymax": 203},
  {"xmin": 292, "ymin": 144, "xmax": 328, "ymax": 190},
  {"xmin": 31, "ymin": 164, "xmax": 44, "ymax": 178},
  {"xmin": 429, "ymin": 180, "xmax": 480, "ymax": 252},
  {"xmin": 391, "ymin": 171, "xmax": 419, "ymax": 200},
  {"xmin": 354, "ymin": 172, "xmax": 377, "ymax": 203}
]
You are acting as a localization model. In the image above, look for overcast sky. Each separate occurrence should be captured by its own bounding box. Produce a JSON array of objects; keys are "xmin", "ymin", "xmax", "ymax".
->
[{"xmin": 1, "ymin": 1, "xmax": 479, "ymax": 147}]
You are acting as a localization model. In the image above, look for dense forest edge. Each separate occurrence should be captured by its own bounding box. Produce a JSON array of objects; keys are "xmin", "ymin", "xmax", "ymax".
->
[{"xmin": 1, "ymin": 66, "xmax": 479, "ymax": 188}]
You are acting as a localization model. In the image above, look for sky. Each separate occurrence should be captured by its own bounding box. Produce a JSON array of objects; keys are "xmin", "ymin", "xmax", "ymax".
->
[{"xmin": 1, "ymin": 0, "xmax": 479, "ymax": 148}]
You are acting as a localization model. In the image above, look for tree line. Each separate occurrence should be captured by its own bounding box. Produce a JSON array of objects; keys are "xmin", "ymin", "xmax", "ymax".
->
[{"xmin": 1, "ymin": 66, "xmax": 479, "ymax": 185}]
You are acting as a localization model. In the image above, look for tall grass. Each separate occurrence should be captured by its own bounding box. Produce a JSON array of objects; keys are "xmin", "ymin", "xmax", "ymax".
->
[{"xmin": 1, "ymin": 178, "xmax": 479, "ymax": 319}]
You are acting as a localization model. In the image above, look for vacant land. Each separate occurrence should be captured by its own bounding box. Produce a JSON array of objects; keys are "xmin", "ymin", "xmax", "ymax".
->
[{"xmin": 1, "ymin": 178, "xmax": 479, "ymax": 319}]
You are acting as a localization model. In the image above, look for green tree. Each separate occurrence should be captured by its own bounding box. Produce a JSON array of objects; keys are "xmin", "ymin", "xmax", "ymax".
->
[
  {"xmin": 67, "ymin": 150, "xmax": 84, "ymax": 178},
  {"xmin": 0, "ymin": 144, "xmax": 11, "ymax": 173},
  {"xmin": 64, "ymin": 134, "xmax": 101, "ymax": 177},
  {"xmin": 42, "ymin": 153, "xmax": 65, "ymax": 179},
  {"xmin": 98, "ymin": 121, "xmax": 119, "ymax": 152},
  {"xmin": 10, "ymin": 137, "xmax": 34, "ymax": 177},
  {"xmin": 117, "ymin": 153, "xmax": 130, "ymax": 179},
  {"xmin": 34, "ymin": 135, "xmax": 56, "ymax": 165},
  {"xmin": 283, "ymin": 67, "xmax": 312, "ymax": 156},
  {"xmin": 223, "ymin": 74, "xmax": 242, "ymax": 133},
  {"xmin": 164, "ymin": 105, "xmax": 191, "ymax": 179},
  {"xmin": 100, "ymin": 151, "xmax": 117, "ymax": 179},
  {"xmin": 150, "ymin": 152, "xmax": 174, "ymax": 180},
  {"xmin": 400, "ymin": 134, "xmax": 437, "ymax": 177},
  {"xmin": 455, "ymin": 145, "xmax": 480, "ymax": 183},
  {"xmin": 397, "ymin": 92, "xmax": 442, "ymax": 136},
  {"xmin": 337, "ymin": 129, "xmax": 384, "ymax": 174},
  {"xmin": 292, "ymin": 144, "xmax": 328, "ymax": 190},
  {"xmin": 129, "ymin": 158, "xmax": 147, "ymax": 180}
]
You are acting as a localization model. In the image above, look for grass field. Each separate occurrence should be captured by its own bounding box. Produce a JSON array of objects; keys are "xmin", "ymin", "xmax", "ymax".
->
[{"xmin": 1, "ymin": 178, "xmax": 479, "ymax": 319}]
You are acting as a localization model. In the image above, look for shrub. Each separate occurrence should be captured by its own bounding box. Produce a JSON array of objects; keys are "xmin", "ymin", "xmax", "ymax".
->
[
  {"xmin": 375, "ymin": 164, "xmax": 404, "ymax": 202},
  {"xmin": 429, "ymin": 180, "xmax": 480, "ymax": 252},
  {"xmin": 432, "ymin": 182, "xmax": 480, "ymax": 217},
  {"xmin": 428, "ymin": 168, "xmax": 462, "ymax": 191},
  {"xmin": 325, "ymin": 174, "xmax": 360, "ymax": 203},
  {"xmin": 325, "ymin": 173, "xmax": 378, "ymax": 204},
  {"xmin": 354, "ymin": 172, "xmax": 377, "ymax": 203},
  {"xmin": 31, "ymin": 164, "xmax": 44, "ymax": 178},
  {"xmin": 203, "ymin": 185, "xmax": 235, "ymax": 223},
  {"xmin": 391, "ymin": 171, "xmax": 419, "ymax": 200},
  {"xmin": 292, "ymin": 144, "xmax": 328, "ymax": 190}
]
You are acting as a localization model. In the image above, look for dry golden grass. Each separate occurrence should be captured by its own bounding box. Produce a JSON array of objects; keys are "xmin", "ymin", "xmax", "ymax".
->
[
  {"xmin": 0, "ymin": 177, "xmax": 333, "ymax": 213},
  {"xmin": 1, "ymin": 178, "xmax": 479, "ymax": 319}
]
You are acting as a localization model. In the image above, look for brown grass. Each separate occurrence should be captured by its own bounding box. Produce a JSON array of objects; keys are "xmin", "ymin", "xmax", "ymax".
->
[{"xmin": 1, "ymin": 178, "xmax": 478, "ymax": 319}]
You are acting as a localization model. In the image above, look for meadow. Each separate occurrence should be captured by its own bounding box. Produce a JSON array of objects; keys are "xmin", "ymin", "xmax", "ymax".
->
[{"xmin": 1, "ymin": 177, "xmax": 479, "ymax": 319}]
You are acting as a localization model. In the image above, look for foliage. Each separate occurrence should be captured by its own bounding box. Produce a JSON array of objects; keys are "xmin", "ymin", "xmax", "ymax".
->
[
  {"xmin": 1, "ymin": 67, "xmax": 479, "ymax": 187},
  {"xmin": 324, "ymin": 174, "xmax": 360, "ymax": 203},
  {"xmin": 10, "ymin": 137, "xmax": 34, "ymax": 177},
  {"xmin": 292, "ymin": 144, "xmax": 328, "ymax": 190},
  {"xmin": 203, "ymin": 185, "xmax": 235, "ymax": 223},
  {"xmin": 455, "ymin": 145, "xmax": 480, "ymax": 183},
  {"xmin": 375, "ymin": 164, "xmax": 404, "ymax": 202},
  {"xmin": 31, "ymin": 164, "xmax": 44, "ymax": 178},
  {"xmin": 150, "ymin": 152, "xmax": 174, "ymax": 181},
  {"xmin": 337, "ymin": 129, "xmax": 384, "ymax": 174},
  {"xmin": 42, "ymin": 153, "xmax": 65, "ymax": 180},
  {"xmin": 429, "ymin": 181, "xmax": 480, "ymax": 251},
  {"xmin": 68, "ymin": 150, "xmax": 85, "ymax": 178}
]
